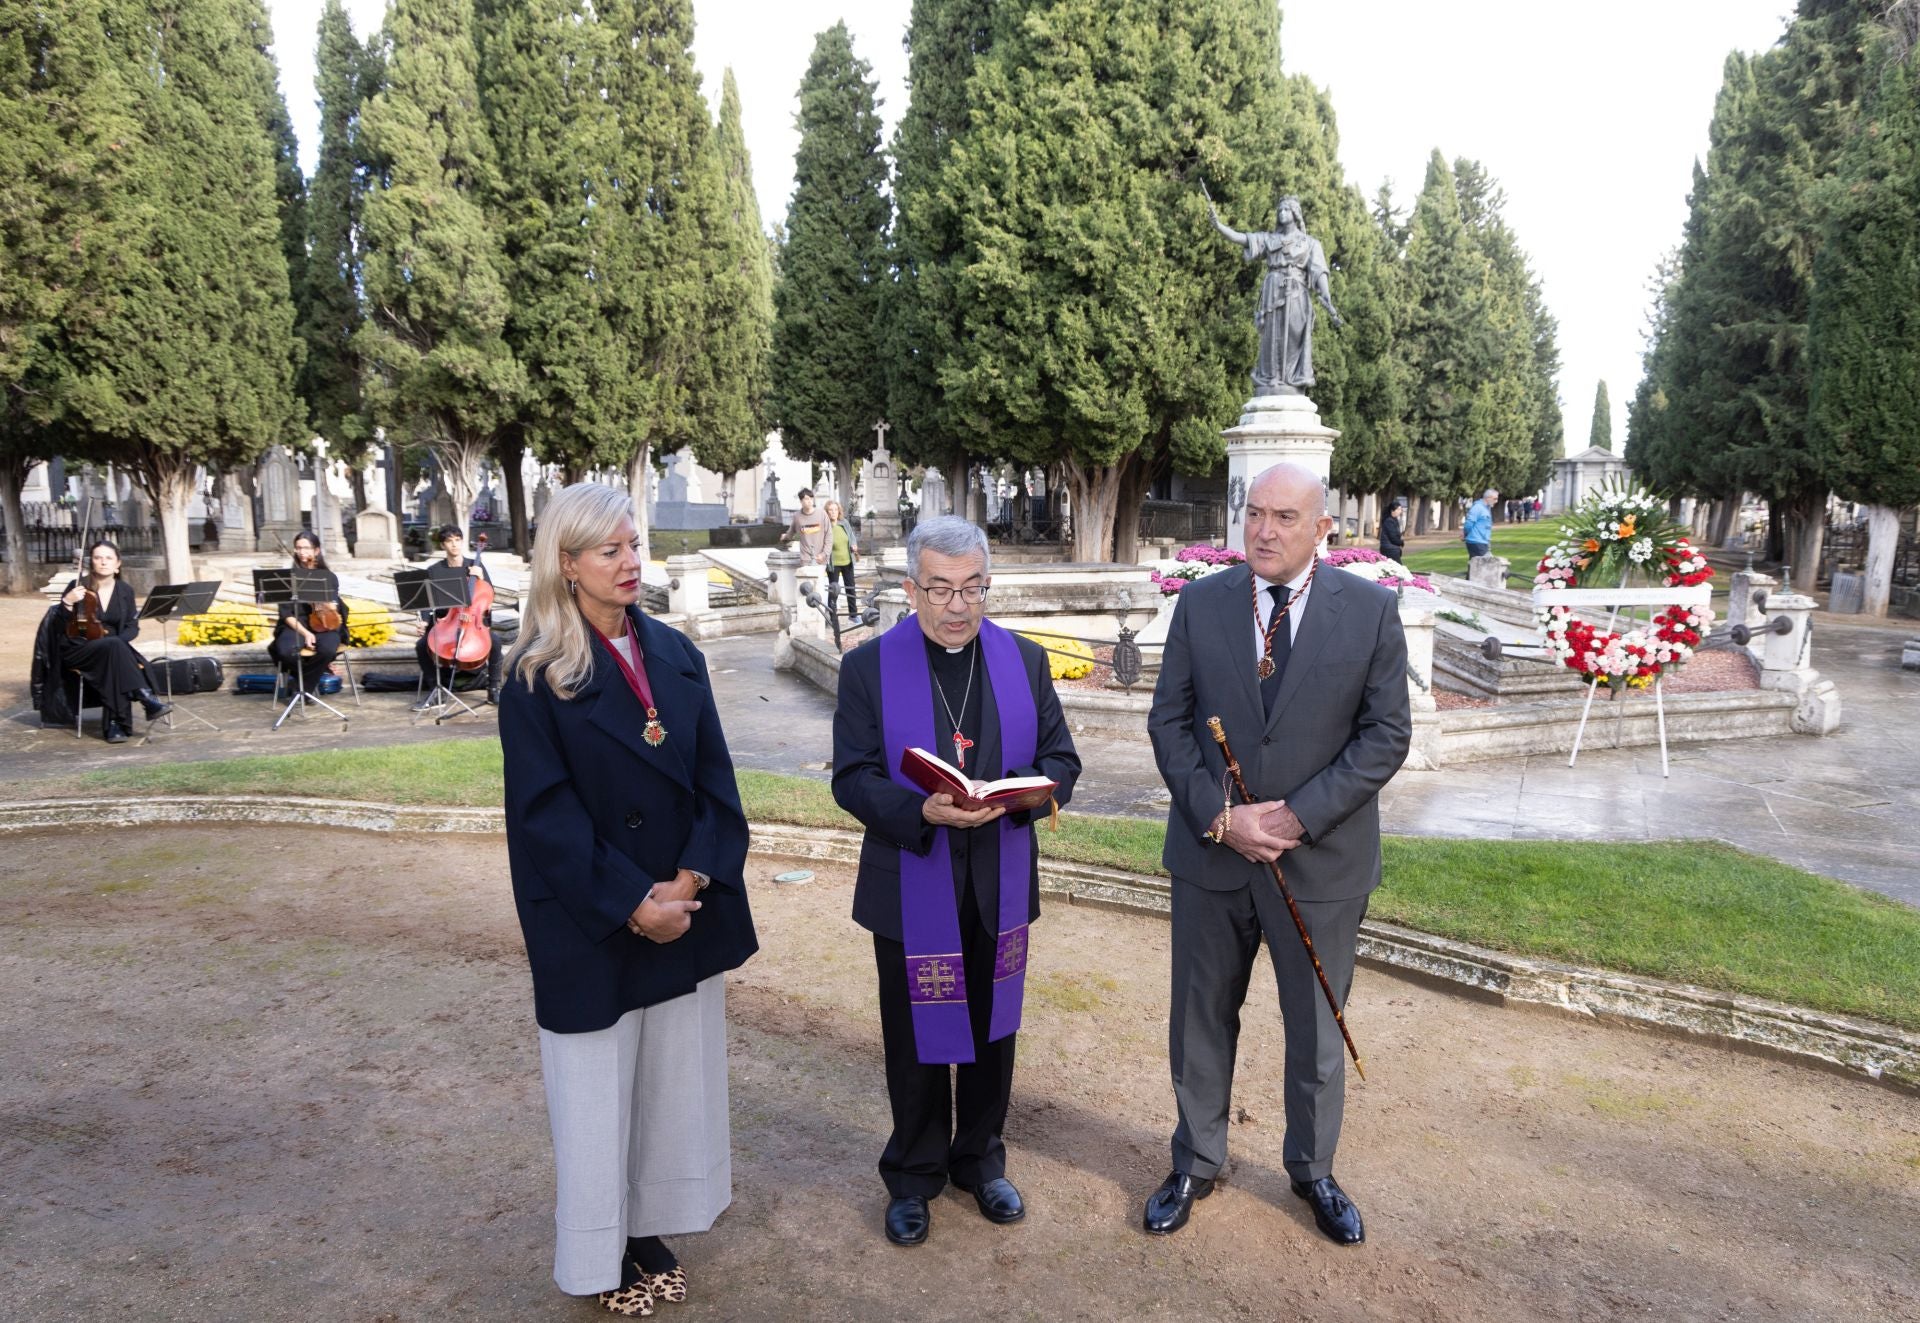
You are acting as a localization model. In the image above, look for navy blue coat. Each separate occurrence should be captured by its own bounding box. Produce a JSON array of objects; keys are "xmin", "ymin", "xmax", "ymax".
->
[
  {"xmin": 500, "ymin": 606, "xmax": 757, "ymax": 1033},
  {"xmin": 832, "ymin": 628, "xmax": 1080, "ymax": 942}
]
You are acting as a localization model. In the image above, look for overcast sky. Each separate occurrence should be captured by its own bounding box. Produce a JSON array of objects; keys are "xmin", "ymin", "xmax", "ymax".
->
[{"xmin": 270, "ymin": 0, "xmax": 1795, "ymax": 460}]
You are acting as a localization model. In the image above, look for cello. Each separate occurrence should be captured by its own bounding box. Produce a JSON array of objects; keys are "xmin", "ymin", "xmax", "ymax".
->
[{"xmin": 426, "ymin": 540, "xmax": 494, "ymax": 669}]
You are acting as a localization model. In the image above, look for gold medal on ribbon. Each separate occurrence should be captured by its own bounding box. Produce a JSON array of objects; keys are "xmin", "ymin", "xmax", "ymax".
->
[
  {"xmin": 644, "ymin": 709, "xmax": 667, "ymax": 746},
  {"xmin": 1257, "ymin": 656, "xmax": 1275, "ymax": 680}
]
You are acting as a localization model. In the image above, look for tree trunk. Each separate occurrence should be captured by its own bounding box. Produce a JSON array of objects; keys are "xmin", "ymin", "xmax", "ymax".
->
[
  {"xmin": 432, "ymin": 436, "xmax": 484, "ymax": 546},
  {"xmin": 837, "ymin": 446, "xmax": 858, "ymax": 513},
  {"xmin": 1111, "ymin": 452, "xmax": 1151, "ymax": 565},
  {"xmin": 1861, "ymin": 503, "xmax": 1900, "ymax": 618},
  {"xmin": 627, "ymin": 443, "xmax": 652, "ymax": 566},
  {"xmin": 1709, "ymin": 494, "xmax": 1739, "ymax": 547},
  {"xmin": 0, "ymin": 458, "xmax": 32, "ymax": 594},
  {"xmin": 1784, "ymin": 492, "xmax": 1827, "ymax": 592},
  {"xmin": 146, "ymin": 462, "xmax": 197, "ymax": 585},
  {"xmin": 502, "ymin": 440, "xmax": 530, "ymax": 557},
  {"xmin": 1059, "ymin": 457, "xmax": 1129, "ymax": 562},
  {"xmin": 942, "ymin": 457, "xmax": 966, "ymax": 520},
  {"xmin": 1359, "ymin": 491, "xmax": 1377, "ymax": 541},
  {"xmin": 350, "ymin": 464, "xmax": 368, "ymax": 513}
]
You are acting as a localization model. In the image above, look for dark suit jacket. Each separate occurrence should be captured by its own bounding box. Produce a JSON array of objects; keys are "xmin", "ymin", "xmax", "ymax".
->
[
  {"xmin": 832, "ymin": 628, "xmax": 1081, "ymax": 942},
  {"xmin": 1148, "ymin": 562, "xmax": 1411, "ymax": 902},
  {"xmin": 500, "ymin": 606, "xmax": 757, "ymax": 1033},
  {"xmin": 1379, "ymin": 515, "xmax": 1404, "ymax": 561}
]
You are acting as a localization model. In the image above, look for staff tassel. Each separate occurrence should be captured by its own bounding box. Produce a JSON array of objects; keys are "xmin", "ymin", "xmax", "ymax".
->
[{"xmin": 1205, "ymin": 716, "xmax": 1367, "ymax": 1081}]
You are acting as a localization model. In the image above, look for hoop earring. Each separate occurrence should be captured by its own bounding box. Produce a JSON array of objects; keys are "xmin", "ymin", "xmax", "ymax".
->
[{"xmin": 567, "ymin": 579, "xmax": 577, "ymax": 598}]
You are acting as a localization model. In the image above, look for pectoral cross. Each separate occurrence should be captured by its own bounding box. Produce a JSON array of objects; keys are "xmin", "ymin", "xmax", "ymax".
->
[
  {"xmin": 915, "ymin": 958, "xmax": 957, "ymax": 1000},
  {"xmin": 951, "ymin": 730, "xmax": 975, "ymax": 770}
]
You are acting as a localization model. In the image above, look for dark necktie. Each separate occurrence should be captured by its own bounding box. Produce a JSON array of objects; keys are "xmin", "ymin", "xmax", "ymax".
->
[{"xmin": 1261, "ymin": 583, "xmax": 1292, "ymax": 717}]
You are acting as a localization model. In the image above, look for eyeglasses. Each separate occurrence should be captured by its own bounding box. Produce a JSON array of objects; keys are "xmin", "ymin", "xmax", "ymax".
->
[{"xmin": 913, "ymin": 581, "xmax": 989, "ymax": 605}]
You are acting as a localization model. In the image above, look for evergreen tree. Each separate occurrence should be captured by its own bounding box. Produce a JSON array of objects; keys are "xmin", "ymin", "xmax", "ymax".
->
[
  {"xmin": 1808, "ymin": 11, "xmax": 1920, "ymax": 614},
  {"xmin": 928, "ymin": 0, "xmax": 1293, "ymax": 561},
  {"xmin": 885, "ymin": 0, "xmax": 994, "ymax": 485},
  {"xmin": 298, "ymin": 0, "xmax": 373, "ymax": 467},
  {"xmin": 477, "ymin": 0, "xmax": 626, "ymax": 549},
  {"xmin": 1588, "ymin": 380, "xmax": 1613, "ymax": 452},
  {"xmin": 0, "ymin": 0, "xmax": 134, "ymax": 590},
  {"xmin": 771, "ymin": 22, "xmax": 889, "ymax": 512},
  {"xmin": 690, "ymin": 69, "xmax": 776, "ymax": 498},
  {"xmin": 601, "ymin": 0, "xmax": 714, "ymax": 548},
  {"xmin": 356, "ymin": 0, "xmax": 522, "ymax": 541},
  {"xmin": 59, "ymin": 0, "xmax": 302, "ymax": 581}
]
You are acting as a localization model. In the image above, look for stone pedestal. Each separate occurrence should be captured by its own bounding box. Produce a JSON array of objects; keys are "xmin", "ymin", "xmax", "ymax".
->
[
  {"xmin": 1728, "ymin": 569, "xmax": 1777, "ymax": 659},
  {"xmin": 1399, "ymin": 600, "xmax": 1443, "ymax": 771},
  {"xmin": 666, "ymin": 554, "xmax": 709, "ymax": 616},
  {"xmin": 353, "ymin": 507, "xmax": 402, "ymax": 561},
  {"xmin": 1754, "ymin": 590, "xmax": 1842, "ymax": 734},
  {"xmin": 1222, "ymin": 394, "xmax": 1339, "ymax": 556},
  {"xmin": 873, "ymin": 587, "xmax": 911, "ymax": 633},
  {"xmin": 768, "ymin": 549, "xmax": 802, "ymax": 670},
  {"xmin": 1467, "ymin": 554, "xmax": 1511, "ymax": 590},
  {"xmin": 1902, "ymin": 638, "xmax": 1920, "ymax": 672}
]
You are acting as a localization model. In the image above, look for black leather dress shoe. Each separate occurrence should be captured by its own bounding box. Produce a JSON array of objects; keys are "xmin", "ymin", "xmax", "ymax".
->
[
  {"xmin": 136, "ymin": 689, "xmax": 172, "ymax": 721},
  {"xmin": 103, "ymin": 719, "xmax": 129, "ymax": 745},
  {"xmin": 1142, "ymin": 1171, "xmax": 1214, "ymax": 1236},
  {"xmin": 1291, "ymin": 1176, "xmax": 1365, "ymax": 1245},
  {"xmin": 952, "ymin": 1176, "xmax": 1025, "ymax": 1225},
  {"xmin": 884, "ymin": 1194, "xmax": 930, "ymax": 1246}
]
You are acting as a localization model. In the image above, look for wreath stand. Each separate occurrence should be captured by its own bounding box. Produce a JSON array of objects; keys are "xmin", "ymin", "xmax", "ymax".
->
[{"xmin": 1531, "ymin": 579, "xmax": 1714, "ymax": 778}]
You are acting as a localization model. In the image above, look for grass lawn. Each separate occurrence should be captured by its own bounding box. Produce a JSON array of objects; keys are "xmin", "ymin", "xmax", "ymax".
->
[
  {"xmin": 1397, "ymin": 523, "xmax": 1564, "ymax": 583},
  {"xmin": 13, "ymin": 744, "xmax": 1919, "ymax": 1032}
]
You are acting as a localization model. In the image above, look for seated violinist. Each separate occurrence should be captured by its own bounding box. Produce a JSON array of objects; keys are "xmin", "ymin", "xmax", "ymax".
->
[
  {"xmin": 54, "ymin": 540, "xmax": 171, "ymax": 744},
  {"xmin": 413, "ymin": 524, "xmax": 502, "ymax": 708},
  {"xmin": 268, "ymin": 530, "xmax": 350, "ymax": 693}
]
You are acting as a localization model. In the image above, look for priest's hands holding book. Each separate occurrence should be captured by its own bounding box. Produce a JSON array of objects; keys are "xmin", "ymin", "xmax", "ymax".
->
[
  {"xmin": 923, "ymin": 791, "xmax": 1007, "ymax": 829},
  {"xmin": 1210, "ymin": 799, "xmax": 1304, "ymax": 864}
]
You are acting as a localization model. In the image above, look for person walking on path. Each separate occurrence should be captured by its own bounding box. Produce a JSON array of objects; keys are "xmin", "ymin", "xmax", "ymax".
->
[
  {"xmin": 1463, "ymin": 488, "xmax": 1497, "ymax": 559},
  {"xmin": 824, "ymin": 498, "xmax": 861, "ymax": 623},
  {"xmin": 1378, "ymin": 499, "xmax": 1405, "ymax": 562},
  {"xmin": 783, "ymin": 489, "xmax": 830, "ymax": 566},
  {"xmin": 1143, "ymin": 462, "xmax": 1411, "ymax": 1247}
]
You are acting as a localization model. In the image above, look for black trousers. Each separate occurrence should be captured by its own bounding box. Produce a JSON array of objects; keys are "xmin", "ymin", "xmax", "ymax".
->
[
  {"xmin": 872, "ymin": 882, "xmax": 1017, "ymax": 1198},
  {"xmin": 270, "ymin": 625, "xmax": 341, "ymax": 689},
  {"xmin": 415, "ymin": 632, "xmax": 502, "ymax": 691},
  {"xmin": 61, "ymin": 635, "xmax": 150, "ymax": 727},
  {"xmin": 826, "ymin": 562, "xmax": 858, "ymax": 618}
]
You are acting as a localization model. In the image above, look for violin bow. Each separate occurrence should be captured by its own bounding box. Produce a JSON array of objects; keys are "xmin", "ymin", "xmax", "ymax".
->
[{"xmin": 1205, "ymin": 715, "xmax": 1367, "ymax": 1081}]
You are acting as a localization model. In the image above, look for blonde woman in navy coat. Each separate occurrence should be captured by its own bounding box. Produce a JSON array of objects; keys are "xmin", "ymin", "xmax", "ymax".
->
[{"xmin": 500, "ymin": 482, "xmax": 757, "ymax": 1317}]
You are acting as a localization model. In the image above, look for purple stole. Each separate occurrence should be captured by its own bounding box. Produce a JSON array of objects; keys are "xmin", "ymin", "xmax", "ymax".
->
[{"xmin": 878, "ymin": 618, "xmax": 1035, "ymax": 1065}]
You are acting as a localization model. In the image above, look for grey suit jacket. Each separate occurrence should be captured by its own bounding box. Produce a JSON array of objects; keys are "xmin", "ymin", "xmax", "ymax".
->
[{"xmin": 1148, "ymin": 561, "xmax": 1412, "ymax": 902}]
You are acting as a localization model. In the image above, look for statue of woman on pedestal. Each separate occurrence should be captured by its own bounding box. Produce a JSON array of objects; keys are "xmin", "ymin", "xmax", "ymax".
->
[{"xmin": 1205, "ymin": 187, "xmax": 1343, "ymax": 395}]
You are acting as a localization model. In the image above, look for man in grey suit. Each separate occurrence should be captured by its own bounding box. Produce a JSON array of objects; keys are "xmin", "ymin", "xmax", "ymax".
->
[{"xmin": 1142, "ymin": 462, "xmax": 1411, "ymax": 1245}]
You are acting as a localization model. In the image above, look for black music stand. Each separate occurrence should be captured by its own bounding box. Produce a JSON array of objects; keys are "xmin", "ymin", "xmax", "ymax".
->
[
  {"xmin": 138, "ymin": 581, "xmax": 225, "ymax": 733},
  {"xmin": 254, "ymin": 567, "xmax": 350, "ymax": 730},
  {"xmin": 396, "ymin": 567, "xmax": 481, "ymax": 723}
]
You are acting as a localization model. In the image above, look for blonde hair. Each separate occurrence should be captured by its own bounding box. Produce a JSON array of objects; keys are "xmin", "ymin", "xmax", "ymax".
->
[
  {"xmin": 511, "ymin": 483, "xmax": 635, "ymax": 701},
  {"xmin": 823, "ymin": 498, "xmax": 843, "ymax": 520}
]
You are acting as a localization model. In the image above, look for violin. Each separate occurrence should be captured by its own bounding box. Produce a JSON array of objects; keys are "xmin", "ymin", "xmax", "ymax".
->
[
  {"xmin": 426, "ymin": 543, "xmax": 495, "ymax": 667},
  {"xmin": 307, "ymin": 601, "xmax": 343, "ymax": 633},
  {"xmin": 64, "ymin": 499, "xmax": 107, "ymax": 641}
]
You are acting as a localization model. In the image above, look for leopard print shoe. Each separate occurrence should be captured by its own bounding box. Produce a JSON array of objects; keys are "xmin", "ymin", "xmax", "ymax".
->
[
  {"xmin": 598, "ymin": 1281, "xmax": 654, "ymax": 1317},
  {"xmin": 642, "ymin": 1266, "xmax": 687, "ymax": 1304}
]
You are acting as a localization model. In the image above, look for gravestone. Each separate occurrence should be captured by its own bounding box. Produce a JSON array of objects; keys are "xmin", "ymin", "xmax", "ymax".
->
[
  {"xmin": 1467, "ymin": 554, "xmax": 1510, "ymax": 590},
  {"xmin": 216, "ymin": 472, "xmax": 254, "ymax": 551},
  {"xmin": 652, "ymin": 449, "xmax": 728, "ymax": 530},
  {"xmin": 1827, "ymin": 571, "xmax": 1865, "ymax": 615},
  {"xmin": 352, "ymin": 465, "xmax": 402, "ymax": 561},
  {"xmin": 312, "ymin": 462, "xmax": 346, "ymax": 552},
  {"xmin": 255, "ymin": 445, "xmax": 301, "ymax": 552},
  {"xmin": 864, "ymin": 423, "xmax": 902, "ymax": 543},
  {"xmin": 532, "ymin": 476, "xmax": 553, "ymax": 520},
  {"xmin": 921, "ymin": 466, "xmax": 949, "ymax": 518}
]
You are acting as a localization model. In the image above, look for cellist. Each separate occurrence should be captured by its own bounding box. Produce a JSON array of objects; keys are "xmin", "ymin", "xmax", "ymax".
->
[
  {"xmin": 412, "ymin": 524, "xmax": 503, "ymax": 707},
  {"xmin": 268, "ymin": 530, "xmax": 350, "ymax": 693},
  {"xmin": 54, "ymin": 540, "xmax": 172, "ymax": 744}
]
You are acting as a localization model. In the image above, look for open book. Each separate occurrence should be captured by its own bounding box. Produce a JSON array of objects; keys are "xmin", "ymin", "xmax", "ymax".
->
[{"xmin": 900, "ymin": 746, "xmax": 1058, "ymax": 813}]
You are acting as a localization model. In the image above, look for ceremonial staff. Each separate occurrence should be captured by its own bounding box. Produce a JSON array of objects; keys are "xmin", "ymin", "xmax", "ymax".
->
[{"xmin": 1205, "ymin": 715, "xmax": 1366, "ymax": 1080}]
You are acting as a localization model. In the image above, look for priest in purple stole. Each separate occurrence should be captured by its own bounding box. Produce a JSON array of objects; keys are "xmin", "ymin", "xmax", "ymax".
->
[{"xmin": 832, "ymin": 516, "xmax": 1081, "ymax": 1247}]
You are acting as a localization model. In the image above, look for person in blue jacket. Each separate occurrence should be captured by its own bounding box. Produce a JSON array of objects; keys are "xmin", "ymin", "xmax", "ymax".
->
[
  {"xmin": 1463, "ymin": 487, "xmax": 1498, "ymax": 559},
  {"xmin": 499, "ymin": 482, "xmax": 757, "ymax": 1317}
]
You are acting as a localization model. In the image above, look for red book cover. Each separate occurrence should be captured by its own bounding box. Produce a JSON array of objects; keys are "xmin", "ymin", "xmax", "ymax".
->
[{"xmin": 899, "ymin": 746, "xmax": 1057, "ymax": 813}]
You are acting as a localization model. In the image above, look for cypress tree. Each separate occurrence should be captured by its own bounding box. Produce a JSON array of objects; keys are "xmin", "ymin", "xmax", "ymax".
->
[
  {"xmin": 298, "ymin": 0, "xmax": 373, "ymax": 468},
  {"xmin": 928, "ymin": 0, "xmax": 1292, "ymax": 561},
  {"xmin": 885, "ymin": 0, "xmax": 993, "ymax": 487},
  {"xmin": 1588, "ymin": 380, "xmax": 1613, "ymax": 452},
  {"xmin": 0, "ymin": 0, "xmax": 135, "ymax": 590},
  {"xmin": 477, "ymin": 0, "xmax": 626, "ymax": 549},
  {"xmin": 1808, "ymin": 13, "xmax": 1920, "ymax": 614},
  {"xmin": 1399, "ymin": 150, "xmax": 1493, "ymax": 506},
  {"xmin": 600, "ymin": 0, "xmax": 713, "ymax": 551},
  {"xmin": 689, "ymin": 69, "xmax": 776, "ymax": 498},
  {"xmin": 60, "ymin": 0, "xmax": 302, "ymax": 582},
  {"xmin": 356, "ymin": 0, "xmax": 522, "ymax": 541},
  {"xmin": 770, "ymin": 22, "xmax": 890, "ymax": 513}
]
